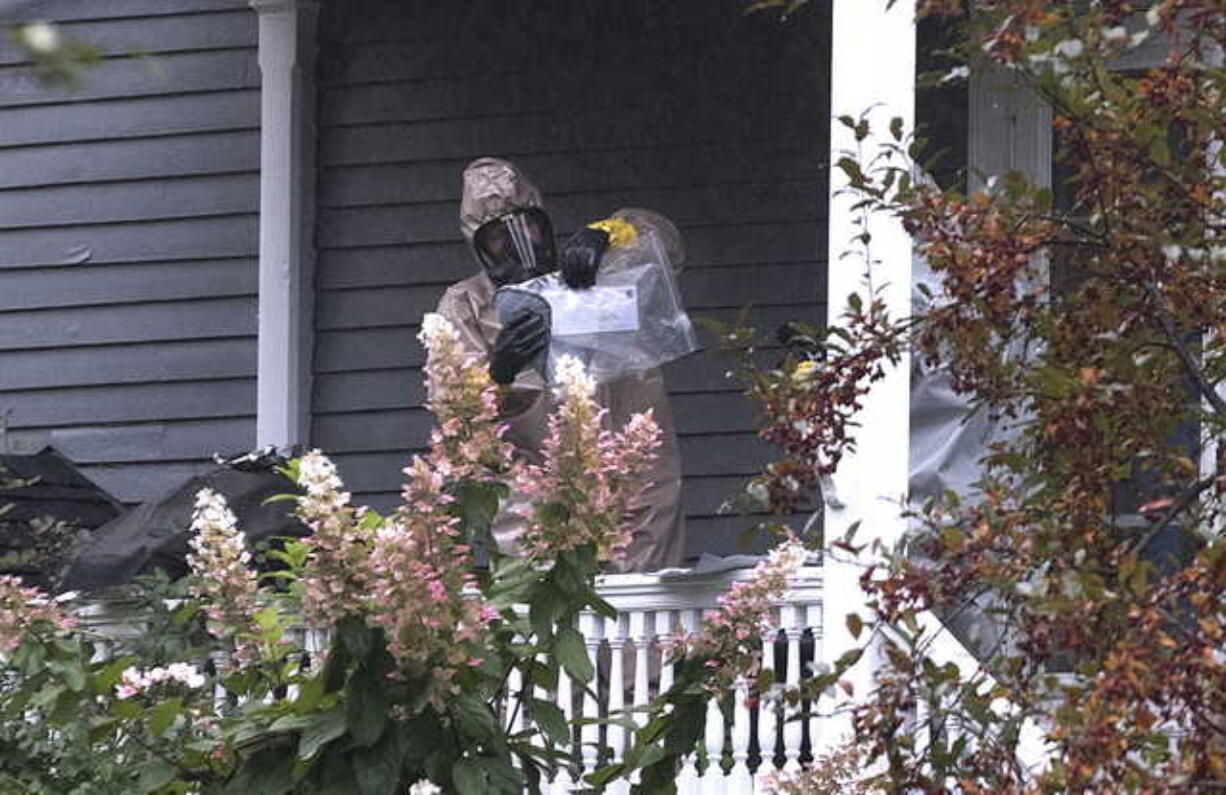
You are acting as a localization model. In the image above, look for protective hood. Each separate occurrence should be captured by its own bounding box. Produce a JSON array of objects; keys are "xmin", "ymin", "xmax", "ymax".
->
[{"xmin": 459, "ymin": 157, "xmax": 545, "ymax": 241}]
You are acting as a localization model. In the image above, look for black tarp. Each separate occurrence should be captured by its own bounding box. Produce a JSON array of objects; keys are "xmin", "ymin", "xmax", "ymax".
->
[
  {"xmin": 0, "ymin": 446, "xmax": 123, "ymax": 530},
  {"xmin": 61, "ymin": 455, "xmax": 307, "ymax": 592}
]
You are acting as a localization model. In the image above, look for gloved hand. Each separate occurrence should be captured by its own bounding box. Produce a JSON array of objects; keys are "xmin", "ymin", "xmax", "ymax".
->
[
  {"xmin": 489, "ymin": 309, "xmax": 548, "ymax": 385},
  {"xmin": 559, "ymin": 226, "xmax": 609, "ymax": 289}
]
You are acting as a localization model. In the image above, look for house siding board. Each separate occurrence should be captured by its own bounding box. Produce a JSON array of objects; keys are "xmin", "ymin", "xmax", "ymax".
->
[
  {"xmin": 0, "ymin": 1, "xmax": 259, "ymax": 504},
  {"xmin": 312, "ymin": 0, "xmax": 829, "ymax": 559}
]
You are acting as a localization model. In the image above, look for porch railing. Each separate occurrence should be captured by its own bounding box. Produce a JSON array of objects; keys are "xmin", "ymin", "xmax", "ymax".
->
[{"xmin": 73, "ymin": 564, "xmax": 824, "ymax": 793}]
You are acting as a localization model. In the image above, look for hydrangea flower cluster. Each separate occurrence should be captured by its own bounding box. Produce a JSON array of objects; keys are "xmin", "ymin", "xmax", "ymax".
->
[
  {"xmin": 514, "ymin": 354, "xmax": 661, "ymax": 562},
  {"xmin": 295, "ymin": 450, "xmax": 374, "ymax": 626},
  {"xmin": 115, "ymin": 662, "xmax": 207, "ymax": 699},
  {"xmin": 419, "ymin": 313, "xmax": 515, "ymax": 482},
  {"xmin": 185, "ymin": 488, "xmax": 261, "ymax": 662},
  {"xmin": 669, "ymin": 538, "xmax": 809, "ymax": 694},
  {"xmin": 0, "ymin": 575, "xmax": 74, "ymax": 653},
  {"xmin": 361, "ymin": 455, "xmax": 494, "ymax": 705},
  {"xmin": 290, "ymin": 316, "xmax": 503, "ymax": 705},
  {"xmin": 408, "ymin": 780, "xmax": 442, "ymax": 795}
]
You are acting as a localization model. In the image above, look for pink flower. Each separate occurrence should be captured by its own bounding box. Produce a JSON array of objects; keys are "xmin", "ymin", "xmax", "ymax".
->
[
  {"xmin": 514, "ymin": 356, "xmax": 661, "ymax": 563},
  {"xmin": 427, "ymin": 580, "xmax": 447, "ymax": 602},
  {"xmin": 671, "ymin": 538, "xmax": 810, "ymax": 694},
  {"xmin": 0, "ymin": 575, "xmax": 74, "ymax": 653}
]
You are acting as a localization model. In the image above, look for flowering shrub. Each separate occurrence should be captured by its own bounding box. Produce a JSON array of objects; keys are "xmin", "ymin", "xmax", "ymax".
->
[{"xmin": 0, "ymin": 310, "xmax": 816, "ymax": 793}]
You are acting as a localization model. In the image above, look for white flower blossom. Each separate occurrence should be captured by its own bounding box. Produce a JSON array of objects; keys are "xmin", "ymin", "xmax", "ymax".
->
[
  {"xmin": 18, "ymin": 22, "xmax": 60, "ymax": 54},
  {"xmin": 297, "ymin": 449, "xmax": 347, "ymax": 500},
  {"xmin": 1102, "ymin": 26, "xmax": 1128, "ymax": 44},
  {"xmin": 553, "ymin": 354, "xmax": 596, "ymax": 401},
  {"xmin": 1054, "ymin": 38, "xmax": 1084, "ymax": 60},
  {"xmin": 767, "ymin": 538, "xmax": 810, "ymax": 574},
  {"xmin": 408, "ymin": 780, "xmax": 442, "ymax": 795},
  {"xmin": 418, "ymin": 312, "xmax": 459, "ymax": 350}
]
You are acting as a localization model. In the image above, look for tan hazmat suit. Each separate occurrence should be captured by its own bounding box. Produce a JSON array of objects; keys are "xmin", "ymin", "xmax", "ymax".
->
[{"xmin": 436, "ymin": 159, "xmax": 686, "ymax": 572}]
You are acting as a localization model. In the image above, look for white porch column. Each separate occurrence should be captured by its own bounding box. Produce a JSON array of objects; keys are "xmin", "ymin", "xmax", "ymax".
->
[
  {"xmin": 818, "ymin": 0, "xmax": 915, "ymax": 754},
  {"xmin": 250, "ymin": 0, "xmax": 319, "ymax": 450}
]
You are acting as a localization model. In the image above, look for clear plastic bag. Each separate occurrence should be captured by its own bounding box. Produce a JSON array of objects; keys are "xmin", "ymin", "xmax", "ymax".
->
[{"xmin": 494, "ymin": 229, "xmax": 698, "ymax": 383}]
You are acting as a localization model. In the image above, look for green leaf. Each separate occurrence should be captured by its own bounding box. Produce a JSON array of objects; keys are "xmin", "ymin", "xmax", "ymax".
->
[
  {"xmin": 475, "ymin": 756, "xmax": 525, "ymax": 794},
  {"xmin": 454, "ymin": 692, "xmax": 500, "ymax": 745},
  {"xmin": 554, "ymin": 626, "xmax": 594, "ymax": 684},
  {"xmin": 137, "ymin": 759, "xmax": 177, "ymax": 793},
  {"xmin": 224, "ymin": 747, "xmax": 295, "ymax": 795},
  {"xmin": 452, "ymin": 759, "xmax": 488, "ymax": 795},
  {"xmin": 93, "ymin": 656, "xmax": 138, "ymax": 695},
  {"xmin": 586, "ymin": 762, "xmax": 627, "ymax": 789},
  {"xmin": 149, "ymin": 696, "xmax": 183, "ymax": 737},
  {"xmin": 298, "ymin": 705, "xmax": 347, "ymax": 760},
  {"xmin": 353, "ymin": 733, "xmax": 402, "ymax": 795},
  {"xmin": 253, "ymin": 606, "xmax": 281, "ymax": 632},
  {"xmin": 531, "ymin": 699, "xmax": 569, "ymax": 747},
  {"xmin": 347, "ymin": 671, "xmax": 387, "ymax": 747}
]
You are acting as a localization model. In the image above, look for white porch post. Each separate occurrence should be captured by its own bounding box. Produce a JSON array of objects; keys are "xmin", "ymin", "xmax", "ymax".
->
[
  {"xmin": 250, "ymin": 0, "xmax": 319, "ymax": 450},
  {"xmin": 818, "ymin": 0, "xmax": 915, "ymax": 754}
]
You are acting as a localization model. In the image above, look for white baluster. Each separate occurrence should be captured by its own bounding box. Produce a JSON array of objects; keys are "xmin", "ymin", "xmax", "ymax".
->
[
  {"xmin": 579, "ymin": 612, "xmax": 603, "ymax": 779},
  {"xmin": 756, "ymin": 620, "xmax": 780, "ymax": 785},
  {"xmin": 703, "ymin": 689, "xmax": 727, "ymax": 792},
  {"xmin": 210, "ymin": 650, "xmax": 230, "ymax": 712},
  {"xmin": 507, "ymin": 664, "xmax": 526, "ymax": 735},
  {"xmin": 728, "ymin": 677, "xmax": 754, "ymax": 789},
  {"xmin": 655, "ymin": 609, "xmax": 676, "ymax": 696},
  {"xmin": 630, "ymin": 610, "xmax": 651, "ymax": 718},
  {"xmin": 675, "ymin": 609, "xmax": 703, "ymax": 794},
  {"xmin": 782, "ymin": 604, "xmax": 804, "ymax": 774},
  {"xmin": 626, "ymin": 610, "xmax": 652, "ymax": 791},
  {"xmin": 805, "ymin": 601, "xmax": 822, "ymax": 756},
  {"xmin": 605, "ymin": 613, "xmax": 628, "ymax": 764}
]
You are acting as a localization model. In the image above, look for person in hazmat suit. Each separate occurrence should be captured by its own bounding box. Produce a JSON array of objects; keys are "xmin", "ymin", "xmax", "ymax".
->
[{"xmin": 435, "ymin": 157, "xmax": 686, "ymax": 572}]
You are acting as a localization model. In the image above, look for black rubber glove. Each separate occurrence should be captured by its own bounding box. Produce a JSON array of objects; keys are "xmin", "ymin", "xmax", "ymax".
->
[
  {"xmin": 489, "ymin": 309, "xmax": 548, "ymax": 385},
  {"xmin": 559, "ymin": 226, "xmax": 610, "ymax": 289}
]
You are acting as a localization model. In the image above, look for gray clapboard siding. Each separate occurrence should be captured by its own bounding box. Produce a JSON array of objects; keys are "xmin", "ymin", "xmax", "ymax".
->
[
  {"xmin": 14, "ymin": 0, "xmax": 244, "ymax": 21},
  {"xmin": 1, "ymin": 215, "xmax": 257, "ymax": 267},
  {"xmin": 311, "ymin": 0, "xmax": 829, "ymax": 559},
  {"xmin": 0, "ymin": 296, "xmax": 255, "ymax": 351},
  {"xmin": 0, "ymin": 8, "xmax": 256, "ymax": 65},
  {"xmin": 0, "ymin": 131, "xmax": 259, "ymax": 190},
  {"xmin": 4, "ymin": 416, "xmax": 254, "ymax": 464},
  {"xmin": 0, "ymin": 258, "xmax": 255, "ymax": 311},
  {"xmin": 0, "ymin": 90, "xmax": 258, "ymax": 147},
  {"xmin": 0, "ymin": 0, "xmax": 259, "ymax": 504},
  {"xmin": 78, "ymin": 460, "xmax": 221, "ymax": 504},
  {"xmin": 320, "ymin": 113, "xmax": 808, "ymax": 169},
  {"xmin": 318, "ymin": 145, "xmax": 821, "ymax": 208},
  {"xmin": 0, "ymin": 173, "xmax": 258, "ymax": 229},
  {"xmin": 2, "ymin": 339, "xmax": 256, "ymax": 391},
  {"xmin": 1, "ymin": 379, "xmax": 255, "ymax": 429},
  {"xmin": 0, "ymin": 48, "xmax": 257, "ymax": 108}
]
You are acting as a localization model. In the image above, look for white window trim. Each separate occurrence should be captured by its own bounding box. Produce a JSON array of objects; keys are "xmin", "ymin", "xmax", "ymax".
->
[{"xmin": 250, "ymin": 0, "xmax": 320, "ymax": 451}]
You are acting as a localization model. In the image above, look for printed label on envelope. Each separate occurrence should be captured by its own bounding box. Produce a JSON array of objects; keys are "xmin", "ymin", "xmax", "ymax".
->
[{"xmin": 545, "ymin": 285, "xmax": 640, "ymax": 336}]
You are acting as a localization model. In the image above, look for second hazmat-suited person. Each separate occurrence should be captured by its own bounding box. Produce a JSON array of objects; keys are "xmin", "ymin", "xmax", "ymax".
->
[{"xmin": 435, "ymin": 157, "xmax": 686, "ymax": 572}]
